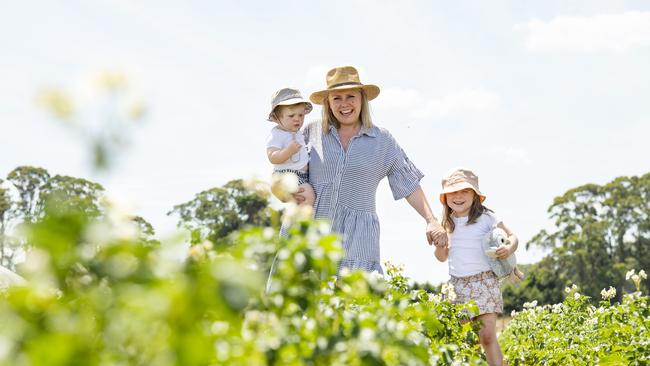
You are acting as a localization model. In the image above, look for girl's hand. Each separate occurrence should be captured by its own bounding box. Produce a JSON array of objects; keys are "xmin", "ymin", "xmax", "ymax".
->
[{"xmin": 495, "ymin": 242, "xmax": 513, "ymax": 259}]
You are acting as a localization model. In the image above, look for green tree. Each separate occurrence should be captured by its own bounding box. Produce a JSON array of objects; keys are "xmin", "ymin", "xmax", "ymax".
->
[
  {"xmin": 1, "ymin": 167, "xmax": 108, "ymax": 268},
  {"xmin": 6, "ymin": 166, "xmax": 50, "ymax": 224},
  {"xmin": 0, "ymin": 179, "xmax": 16, "ymax": 267},
  {"xmin": 169, "ymin": 179, "xmax": 274, "ymax": 245},
  {"xmin": 132, "ymin": 215, "xmax": 159, "ymax": 247},
  {"xmin": 40, "ymin": 174, "xmax": 105, "ymax": 218},
  {"xmin": 518, "ymin": 172, "xmax": 650, "ymax": 305}
]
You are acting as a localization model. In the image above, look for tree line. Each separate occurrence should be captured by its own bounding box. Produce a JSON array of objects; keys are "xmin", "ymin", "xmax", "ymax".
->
[{"xmin": 2, "ymin": 165, "xmax": 647, "ymax": 311}]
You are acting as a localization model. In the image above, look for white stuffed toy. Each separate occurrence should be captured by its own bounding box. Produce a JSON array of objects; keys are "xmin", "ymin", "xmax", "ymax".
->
[{"xmin": 483, "ymin": 226, "xmax": 524, "ymax": 282}]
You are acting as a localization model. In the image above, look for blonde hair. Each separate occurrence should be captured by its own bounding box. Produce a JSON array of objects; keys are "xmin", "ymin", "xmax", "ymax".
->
[
  {"xmin": 320, "ymin": 89, "xmax": 374, "ymax": 133},
  {"xmin": 441, "ymin": 193, "xmax": 493, "ymax": 233}
]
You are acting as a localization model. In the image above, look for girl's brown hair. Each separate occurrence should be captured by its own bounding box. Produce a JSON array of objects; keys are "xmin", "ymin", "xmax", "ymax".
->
[
  {"xmin": 441, "ymin": 193, "xmax": 493, "ymax": 233},
  {"xmin": 320, "ymin": 89, "xmax": 373, "ymax": 133}
]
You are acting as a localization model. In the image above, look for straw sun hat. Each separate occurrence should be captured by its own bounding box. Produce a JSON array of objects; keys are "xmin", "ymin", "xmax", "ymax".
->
[
  {"xmin": 439, "ymin": 168, "xmax": 486, "ymax": 204},
  {"xmin": 309, "ymin": 66, "xmax": 380, "ymax": 105}
]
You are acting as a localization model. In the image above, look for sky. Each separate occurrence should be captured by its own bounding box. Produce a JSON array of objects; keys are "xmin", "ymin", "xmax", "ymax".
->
[{"xmin": 1, "ymin": 0, "xmax": 649, "ymax": 284}]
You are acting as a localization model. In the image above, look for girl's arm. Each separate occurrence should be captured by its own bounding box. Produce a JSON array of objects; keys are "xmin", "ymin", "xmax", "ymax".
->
[
  {"xmin": 434, "ymin": 245, "xmax": 448, "ymax": 262},
  {"xmin": 405, "ymin": 186, "xmax": 448, "ymax": 247},
  {"xmin": 267, "ymin": 141, "xmax": 301, "ymax": 164},
  {"xmin": 495, "ymin": 221, "xmax": 519, "ymax": 259}
]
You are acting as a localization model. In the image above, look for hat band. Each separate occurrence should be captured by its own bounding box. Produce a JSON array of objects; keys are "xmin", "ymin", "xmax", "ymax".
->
[{"xmin": 328, "ymin": 81, "xmax": 363, "ymax": 90}]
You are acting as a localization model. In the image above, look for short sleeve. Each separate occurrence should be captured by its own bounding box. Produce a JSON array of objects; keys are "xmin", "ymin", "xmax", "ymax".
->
[
  {"xmin": 266, "ymin": 128, "xmax": 285, "ymax": 149},
  {"xmin": 386, "ymin": 133, "xmax": 424, "ymax": 200},
  {"xmin": 483, "ymin": 211, "xmax": 502, "ymax": 229}
]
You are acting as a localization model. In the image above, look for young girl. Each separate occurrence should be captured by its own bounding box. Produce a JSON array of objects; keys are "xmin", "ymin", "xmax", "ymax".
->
[
  {"xmin": 434, "ymin": 167, "xmax": 518, "ymax": 366},
  {"xmin": 266, "ymin": 87, "xmax": 315, "ymax": 206}
]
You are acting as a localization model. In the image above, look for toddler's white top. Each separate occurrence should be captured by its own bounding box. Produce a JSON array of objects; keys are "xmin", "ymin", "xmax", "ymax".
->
[
  {"xmin": 448, "ymin": 211, "xmax": 501, "ymax": 277},
  {"xmin": 266, "ymin": 126, "xmax": 309, "ymax": 172}
]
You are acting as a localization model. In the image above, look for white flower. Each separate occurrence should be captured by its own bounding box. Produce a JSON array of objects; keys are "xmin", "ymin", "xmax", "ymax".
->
[
  {"xmin": 626, "ymin": 269, "xmax": 635, "ymax": 280},
  {"xmin": 281, "ymin": 202, "xmax": 313, "ymax": 226},
  {"xmin": 574, "ymin": 292, "xmax": 581, "ymax": 300},
  {"xmin": 600, "ymin": 286, "xmax": 617, "ymax": 300},
  {"xmin": 441, "ymin": 283, "xmax": 456, "ymax": 302},
  {"xmin": 270, "ymin": 172, "xmax": 299, "ymax": 202},
  {"xmin": 639, "ymin": 269, "xmax": 647, "ymax": 280},
  {"xmin": 523, "ymin": 300, "xmax": 538, "ymax": 309}
]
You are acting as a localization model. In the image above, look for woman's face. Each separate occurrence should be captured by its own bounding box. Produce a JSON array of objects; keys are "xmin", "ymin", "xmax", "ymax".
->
[{"xmin": 327, "ymin": 89, "xmax": 362, "ymax": 127}]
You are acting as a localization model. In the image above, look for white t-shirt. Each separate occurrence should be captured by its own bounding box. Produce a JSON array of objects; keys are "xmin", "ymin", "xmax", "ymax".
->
[
  {"xmin": 448, "ymin": 211, "xmax": 501, "ymax": 277},
  {"xmin": 266, "ymin": 126, "xmax": 309, "ymax": 172}
]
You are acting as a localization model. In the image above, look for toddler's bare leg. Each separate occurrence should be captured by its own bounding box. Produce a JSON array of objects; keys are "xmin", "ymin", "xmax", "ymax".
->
[{"xmin": 299, "ymin": 183, "xmax": 315, "ymax": 208}]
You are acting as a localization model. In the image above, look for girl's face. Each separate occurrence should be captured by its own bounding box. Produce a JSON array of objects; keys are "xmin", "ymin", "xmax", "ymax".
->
[
  {"xmin": 327, "ymin": 89, "xmax": 362, "ymax": 127},
  {"xmin": 277, "ymin": 104, "xmax": 307, "ymax": 132},
  {"xmin": 445, "ymin": 188, "xmax": 476, "ymax": 217}
]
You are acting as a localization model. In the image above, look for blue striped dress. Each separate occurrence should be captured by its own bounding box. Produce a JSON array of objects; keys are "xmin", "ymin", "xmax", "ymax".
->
[{"xmin": 305, "ymin": 120, "xmax": 424, "ymax": 274}]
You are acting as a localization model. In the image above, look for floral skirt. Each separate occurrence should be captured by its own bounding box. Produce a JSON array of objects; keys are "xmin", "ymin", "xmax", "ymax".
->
[{"xmin": 449, "ymin": 270, "xmax": 503, "ymax": 317}]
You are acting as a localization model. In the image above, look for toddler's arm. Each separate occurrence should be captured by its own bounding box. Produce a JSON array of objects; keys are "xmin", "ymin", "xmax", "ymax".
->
[
  {"xmin": 495, "ymin": 222, "xmax": 519, "ymax": 259},
  {"xmin": 267, "ymin": 140, "xmax": 301, "ymax": 164}
]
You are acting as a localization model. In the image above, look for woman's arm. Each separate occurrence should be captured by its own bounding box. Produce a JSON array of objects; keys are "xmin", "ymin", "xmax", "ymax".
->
[
  {"xmin": 406, "ymin": 186, "xmax": 448, "ymax": 247},
  {"xmin": 495, "ymin": 221, "xmax": 518, "ymax": 259}
]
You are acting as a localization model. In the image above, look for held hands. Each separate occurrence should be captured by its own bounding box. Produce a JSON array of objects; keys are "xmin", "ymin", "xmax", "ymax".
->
[{"xmin": 426, "ymin": 221, "xmax": 448, "ymax": 248}]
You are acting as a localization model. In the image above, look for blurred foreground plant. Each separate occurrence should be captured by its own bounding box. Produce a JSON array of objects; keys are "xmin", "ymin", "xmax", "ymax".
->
[
  {"xmin": 36, "ymin": 70, "xmax": 146, "ymax": 172},
  {"xmin": 0, "ymin": 197, "xmax": 487, "ymax": 365}
]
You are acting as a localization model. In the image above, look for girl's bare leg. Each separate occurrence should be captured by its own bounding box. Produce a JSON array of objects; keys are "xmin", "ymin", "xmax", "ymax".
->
[{"xmin": 477, "ymin": 313, "xmax": 503, "ymax": 366}]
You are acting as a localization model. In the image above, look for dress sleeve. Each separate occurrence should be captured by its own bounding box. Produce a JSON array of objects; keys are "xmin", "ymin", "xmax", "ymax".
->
[{"xmin": 386, "ymin": 133, "xmax": 424, "ymax": 200}]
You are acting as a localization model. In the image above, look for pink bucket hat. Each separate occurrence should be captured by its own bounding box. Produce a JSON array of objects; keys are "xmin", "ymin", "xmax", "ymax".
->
[{"xmin": 439, "ymin": 167, "xmax": 486, "ymax": 204}]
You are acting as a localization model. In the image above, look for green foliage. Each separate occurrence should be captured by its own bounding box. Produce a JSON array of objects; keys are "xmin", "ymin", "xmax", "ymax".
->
[
  {"xmin": 501, "ymin": 277, "xmax": 649, "ymax": 365},
  {"xmin": 0, "ymin": 166, "xmax": 157, "ymax": 269},
  {"xmin": 169, "ymin": 179, "xmax": 276, "ymax": 245},
  {"xmin": 509, "ymin": 172, "xmax": 650, "ymax": 309},
  {"xmin": 6, "ymin": 166, "xmax": 50, "ymax": 224},
  {"xmin": 0, "ymin": 201, "xmax": 489, "ymax": 365}
]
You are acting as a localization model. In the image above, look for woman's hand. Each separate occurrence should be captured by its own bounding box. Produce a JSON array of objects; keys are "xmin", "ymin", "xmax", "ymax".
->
[
  {"xmin": 427, "ymin": 221, "xmax": 448, "ymax": 248},
  {"xmin": 291, "ymin": 186, "xmax": 306, "ymax": 203}
]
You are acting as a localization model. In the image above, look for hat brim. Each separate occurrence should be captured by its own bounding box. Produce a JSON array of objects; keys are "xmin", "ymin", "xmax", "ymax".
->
[
  {"xmin": 439, "ymin": 183, "xmax": 486, "ymax": 205},
  {"xmin": 309, "ymin": 84, "xmax": 380, "ymax": 105},
  {"xmin": 267, "ymin": 97, "xmax": 313, "ymax": 122}
]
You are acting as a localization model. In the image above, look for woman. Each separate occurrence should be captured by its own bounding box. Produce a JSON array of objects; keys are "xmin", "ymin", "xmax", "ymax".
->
[{"xmin": 294, "ymin": 65, "xmax": 447, "ymax": 273}]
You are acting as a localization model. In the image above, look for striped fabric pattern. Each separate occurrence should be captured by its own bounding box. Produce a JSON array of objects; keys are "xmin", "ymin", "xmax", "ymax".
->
[{"xmin": 305, "ymin": 120, "xmax": 424, "ymax": 274}]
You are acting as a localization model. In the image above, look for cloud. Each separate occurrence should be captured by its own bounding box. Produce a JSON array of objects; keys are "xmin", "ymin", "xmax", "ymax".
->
[
  {"xmin": 515, "ymin": 11, "xmax": 650, "ymax": 53},
  {"xmin": 376, "ymin": 87, "xmax": 502, "ymax": 120},
  {"xmin": 488, "ymin": 146, "xmax": 532, "ymax": 166}
]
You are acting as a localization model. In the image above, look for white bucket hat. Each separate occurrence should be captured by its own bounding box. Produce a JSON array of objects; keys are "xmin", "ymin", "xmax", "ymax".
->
[{"xmin": 267, "ymin": 88, "xmax": 313, "ymax": 122}]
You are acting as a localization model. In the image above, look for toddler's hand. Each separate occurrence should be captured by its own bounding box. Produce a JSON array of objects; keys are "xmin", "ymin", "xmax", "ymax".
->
[{"xmin": 287, "ymin": 140, "xmax": 302, "ymax": 154}]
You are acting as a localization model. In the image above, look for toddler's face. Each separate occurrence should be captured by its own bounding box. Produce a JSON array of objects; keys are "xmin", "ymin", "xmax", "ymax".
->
[
  {"xmin": 277, "ymin": 104, "xmax": 307, "ymax": 132},
  {"xmin": 445, "ymin": 188, "xmax": 475, "ymax": 217}
]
